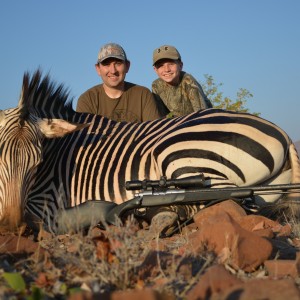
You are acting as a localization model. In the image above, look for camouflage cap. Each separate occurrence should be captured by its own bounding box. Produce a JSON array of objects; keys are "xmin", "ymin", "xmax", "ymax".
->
[
  {"xmin": 97, "ymin": 43, "xmax": 127, "ymax": 64},
  {"xmin": 153, "ymin": 45, "xmax": 181, "ymax": 66}
]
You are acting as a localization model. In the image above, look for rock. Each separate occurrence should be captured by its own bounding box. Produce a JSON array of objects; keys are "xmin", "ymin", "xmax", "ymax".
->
[
  {"xmin": 184, "ymin": 211, "xmax": 273, "ymax": 272},
  {"xmin": 193, "ymin": 200, "xmax": 246, "ymax": 227},
  {"xmin": 110, "ymin": 288, "xmax": 174, "ymax": 300},
  {"xmin": 0, "ymin": 234, "xmax": 45, "ymax": 258},
  {"xmin": 238, "ymin": 214, "xmax": 279, "ymax": 231},
  {"xmin": 264, "ymin": 253, "xmax": 300, "ymax": 279},
  {"xmin": 218, "ymin": 278, "xmax": 300, "ymax": 300},
  {"xmin": 138, "ymin": 251, "xmax": 176, "ymax": 280},
  {"xmin": 237, "ymin": 214, "xmax": 292, "ymax": 237},
  {"xmin": 186, "ymin": 264, "xmax": 242, "ymax": 300}
]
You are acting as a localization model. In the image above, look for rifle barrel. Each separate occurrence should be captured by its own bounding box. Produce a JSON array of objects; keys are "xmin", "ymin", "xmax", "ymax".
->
[
  {"xmin": 139, "ymin": 183, "xmax": 300, "ymax": 206},
  {"xmin": 212, "ymin": 183, "xmax": 300, "ymax": 193}
]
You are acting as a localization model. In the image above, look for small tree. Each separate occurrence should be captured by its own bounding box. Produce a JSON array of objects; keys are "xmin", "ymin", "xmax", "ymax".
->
[{"xmin": 201, "ymin": 74, "xmax": 259, "ymax": 115}]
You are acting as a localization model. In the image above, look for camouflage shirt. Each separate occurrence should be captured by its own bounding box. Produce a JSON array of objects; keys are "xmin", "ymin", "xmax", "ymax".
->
[{"xmin": 152, "ymin": 71, "xmax": 212, "ymax": 117}]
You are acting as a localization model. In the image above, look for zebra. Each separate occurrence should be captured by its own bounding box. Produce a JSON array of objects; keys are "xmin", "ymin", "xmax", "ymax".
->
[{"xmin": 0, "ymin": 69, "xmax": 299, "ymax": 233}]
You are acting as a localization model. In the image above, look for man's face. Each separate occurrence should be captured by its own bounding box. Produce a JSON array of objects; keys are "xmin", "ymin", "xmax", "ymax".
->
[
  {"xmin": 96, "ymin": 58, "xmax": 130, "ymax": 88},
  {"xmin": 154, "ymin": 59, "xmax": 183, "ymax": 86}
]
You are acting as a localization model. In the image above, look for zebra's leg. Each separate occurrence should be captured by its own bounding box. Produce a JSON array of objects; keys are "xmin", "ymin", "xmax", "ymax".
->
[
  {"xmin": 255, "ymin": 143, "xmax": 300, "ymax": 221},
  {"xmin": 140, "ymin": 205, "xmax": 201, "ymax": 239},
  {"xmin": 148, "ymin": 210, "xmax": 179, "ymax": 238}
]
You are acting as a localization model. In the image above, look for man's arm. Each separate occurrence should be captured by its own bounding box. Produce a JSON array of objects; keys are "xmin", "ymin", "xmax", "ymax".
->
[
  {"xmin": 76, "ymin": 91, "xmax": 98, "ymax": 114},
  {"xmin": 187, "ymin": 76, "xmax": 213, "ymax": 110},
  {"xmin": 151, "ymin": 82, "xmax": 170, "ymax": 118},
  {"xmin": 142, "ymin": 89, "xmax": 164, "ymax": 121}
]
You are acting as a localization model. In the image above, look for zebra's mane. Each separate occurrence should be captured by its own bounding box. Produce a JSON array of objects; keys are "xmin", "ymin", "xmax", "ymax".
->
[{"xmin": 18, "ymin": 69, "xmax": 75, "ymax": 121}]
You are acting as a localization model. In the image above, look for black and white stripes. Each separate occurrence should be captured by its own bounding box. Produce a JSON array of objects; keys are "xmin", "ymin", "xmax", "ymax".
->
[{"xmin": 0, "ymin": 70, "xmax": 299, "ymax": 230}]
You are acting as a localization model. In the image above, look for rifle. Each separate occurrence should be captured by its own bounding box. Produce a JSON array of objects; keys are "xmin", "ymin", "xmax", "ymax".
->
[{"xmin": 55, "ymin": 175, "xmax": 300, "ymax": 234}]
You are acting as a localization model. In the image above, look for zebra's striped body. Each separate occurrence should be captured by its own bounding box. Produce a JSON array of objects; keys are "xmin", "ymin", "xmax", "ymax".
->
[{"xmin": 0, "ymin": 70, "xmax": 299, "ymax": 231}]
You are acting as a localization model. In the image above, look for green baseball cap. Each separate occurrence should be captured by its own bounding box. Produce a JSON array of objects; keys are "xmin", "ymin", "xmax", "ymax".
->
[
  {"xmin": 97, "ymin": 43, "xmax": 127, "ymax": 64},
  {"xmin": 153, "ymin": 45, "xmax": 181, "ymax": 66}
]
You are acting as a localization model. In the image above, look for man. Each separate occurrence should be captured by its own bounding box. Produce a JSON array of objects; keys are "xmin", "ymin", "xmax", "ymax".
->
[
  {"xmin": 152, "ymin": 45, "xmax": 212, "ymax": 118},
  {"xmin": 77, "ymin": 43, "xmax": 162, "ymax": 122}
]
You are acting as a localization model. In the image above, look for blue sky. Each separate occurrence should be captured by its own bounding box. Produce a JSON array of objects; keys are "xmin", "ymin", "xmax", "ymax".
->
[{"xmin": 0, "ymin": 1, "xmax": 299, "ymax": 141}]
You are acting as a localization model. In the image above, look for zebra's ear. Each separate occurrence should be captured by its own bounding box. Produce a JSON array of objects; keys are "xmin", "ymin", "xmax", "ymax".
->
[
  {"xmin": 0, "ymin": 110, "xmax": 5, "ymax": 123},
  {"xmin": 38, "ymin": 118, "xmax": 90, "ymax": 138},
  {"xmin": 0, "ymin": 110, "xmax": 7, "ymax": 129}
]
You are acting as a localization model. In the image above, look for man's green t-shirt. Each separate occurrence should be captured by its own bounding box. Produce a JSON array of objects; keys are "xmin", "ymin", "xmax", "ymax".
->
[{"xmin": 77, "ymin": 82, "xmax": 162, "ymax": 122}]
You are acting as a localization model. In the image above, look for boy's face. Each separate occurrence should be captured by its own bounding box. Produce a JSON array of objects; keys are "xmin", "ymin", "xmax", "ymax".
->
[{"xmin": 154, "ymin": 59, "xmax": 183, "ymax": 86}]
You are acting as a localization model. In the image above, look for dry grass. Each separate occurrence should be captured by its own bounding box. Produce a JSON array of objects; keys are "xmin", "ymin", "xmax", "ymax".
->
[
  {"xmin": 1, "ymin": 211, "xmax": 300, "ymax": 299},
  {"xmin": 0, "ymin": 216, "xmax": 218, "ymax": 299}
]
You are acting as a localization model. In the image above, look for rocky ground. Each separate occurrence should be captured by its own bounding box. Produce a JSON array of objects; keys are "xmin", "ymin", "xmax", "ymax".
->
[{"xmin": 1, "ymin": 199, "xmax": 300, "ymax": 299}]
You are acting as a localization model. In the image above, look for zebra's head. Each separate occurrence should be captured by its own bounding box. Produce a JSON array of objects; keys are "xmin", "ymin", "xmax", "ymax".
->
[{"xmin": 0, "ymin": 70, "xmax": 88, "ymax": 231}]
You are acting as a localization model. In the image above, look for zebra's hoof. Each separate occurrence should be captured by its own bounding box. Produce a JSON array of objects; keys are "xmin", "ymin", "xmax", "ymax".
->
[{"xmin": 146, "ymin": 211, "xmax": 179, "ymax": 240}]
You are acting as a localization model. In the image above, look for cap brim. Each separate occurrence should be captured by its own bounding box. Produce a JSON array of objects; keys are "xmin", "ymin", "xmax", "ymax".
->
[
  {"xmin": 153, "ymin": 57, "xmax": 179, "ymax": 66},
  {"xmin": 98, "ymin": 55, "xmax": 126, "ymax": 64}
]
